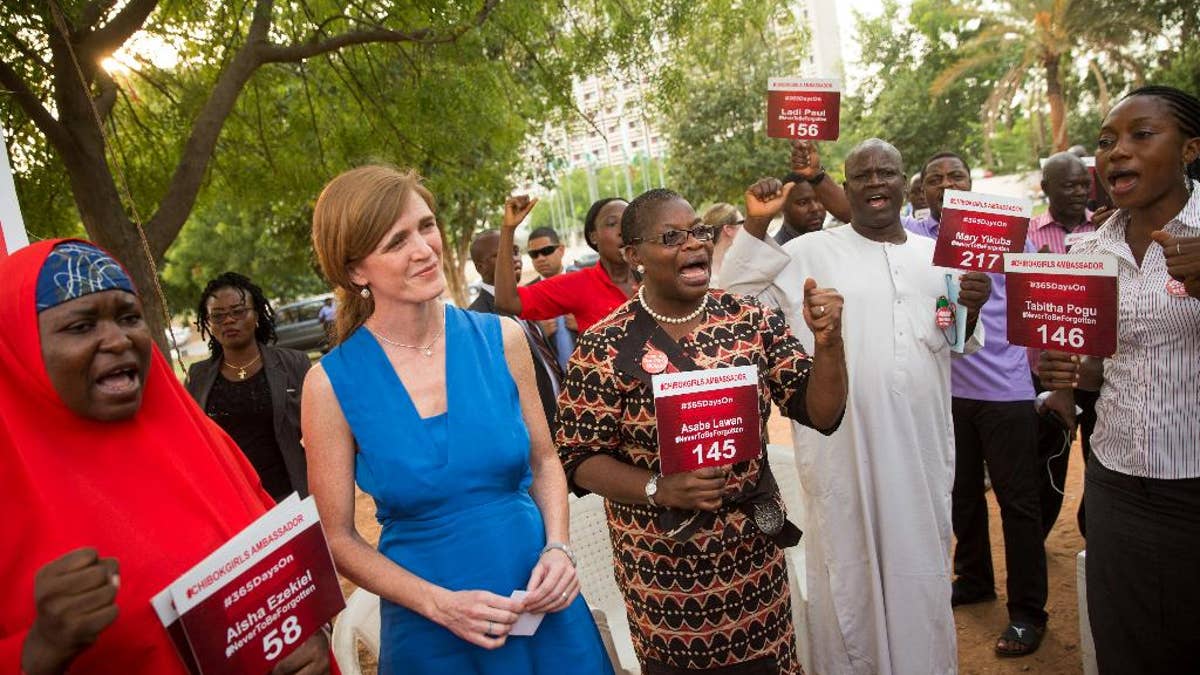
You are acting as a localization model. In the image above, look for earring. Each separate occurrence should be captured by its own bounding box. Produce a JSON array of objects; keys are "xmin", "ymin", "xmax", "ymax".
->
[
  {"xmin": 360, "ymin": 286, "xmax": 371, "ymax": 299},
  {"xmin": 636, "ymin": 264, "xmax": 645, "ymax": 274}
]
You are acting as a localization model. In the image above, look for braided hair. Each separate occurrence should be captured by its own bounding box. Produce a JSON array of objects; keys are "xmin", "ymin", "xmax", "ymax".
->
[
  {"xmin": 195, "ymin": 272, "xmax": 277, "ymax": 357},
  {"xmin": 1122, "ymin": 85, "xmax": 1200, "ymax": 182}
]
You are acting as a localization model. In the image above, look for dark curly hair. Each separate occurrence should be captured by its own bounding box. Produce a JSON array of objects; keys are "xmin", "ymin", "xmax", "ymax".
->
[{"xmin": 195, "ymin": 272, "xmax": 277, "ymax": 356}]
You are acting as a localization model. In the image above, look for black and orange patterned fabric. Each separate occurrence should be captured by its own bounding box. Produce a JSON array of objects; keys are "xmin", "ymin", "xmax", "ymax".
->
[{"xmin": 557, "ymin": 289, "xmax": 818, "ymax": 674}]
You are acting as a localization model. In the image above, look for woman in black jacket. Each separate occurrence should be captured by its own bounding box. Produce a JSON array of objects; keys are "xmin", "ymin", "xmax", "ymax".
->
[{"xmin": 186, "ymin": 272, "xmax": 311, "ymax": 500}]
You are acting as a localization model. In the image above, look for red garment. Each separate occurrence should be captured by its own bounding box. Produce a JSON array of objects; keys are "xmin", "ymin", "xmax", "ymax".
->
[
  {"xmin": 0, "ymin": 240, "xmax": 275, "ymax": 673},
  {"xmin": 515, "ymin": 263, "xmax": 631, "ymax": 332}
]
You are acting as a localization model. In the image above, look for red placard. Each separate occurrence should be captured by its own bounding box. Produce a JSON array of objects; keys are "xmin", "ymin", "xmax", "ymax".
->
[
  {"xmin": 766, "ymin": 78, "xmax": 841, "ymax": 141},
  {"xmin": 1004, "ymin": 253, "xmax": 1118, "ymax": 357},
  {"xmin": 157, "ymin": 495, "xmax": 345, "ymax": 674},
  {"xmin": 932, "ymin": 190, "xmax": 1033, "ymax": 272},
  {"xmin": 652, "ymin": 366, "xmax": 762, "ymax": 475}
]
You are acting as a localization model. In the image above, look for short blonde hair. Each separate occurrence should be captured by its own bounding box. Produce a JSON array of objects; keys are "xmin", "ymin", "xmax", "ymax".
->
[
  {"xmin": 702, "ymin": 202, "xmax": 742, "ymax": 244},
  {"xmin": 311, "ymin": 165, "xmax": 436, "ymax": 345}
]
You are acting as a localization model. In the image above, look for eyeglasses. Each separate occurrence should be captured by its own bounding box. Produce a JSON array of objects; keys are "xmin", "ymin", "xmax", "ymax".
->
[
  {"xmin": 630, "ymin": 224, "xmax": 716, "ymax": 247},
  {"xmin": 528, "ymin": 244, "xmax": 560, "ymax": 259},
  {"xmin": 208, "ymin": 306, "xmax": 252, "ymax": 325}
]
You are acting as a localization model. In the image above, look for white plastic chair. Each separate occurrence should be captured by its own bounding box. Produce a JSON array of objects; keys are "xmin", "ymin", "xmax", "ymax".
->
[
  {"xmin": 331, "ymin": 587, "xmax": 381, "ymax": 675},
  {"xmin": 1077, "ymin": 550, "xmax": 1098, "ymax": 675},
  {"xmin": 569, "ymin": 493, "xmax": 640, "ymax": 675}
]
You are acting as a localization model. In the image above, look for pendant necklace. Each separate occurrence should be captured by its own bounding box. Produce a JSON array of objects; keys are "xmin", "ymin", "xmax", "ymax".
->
[
  {"xmin": 223, "ymin": 353, "xmax": 262, "ymax": 380},
  {"xmin": 371, "ymin": 311, "xmax": 445, "ymax": 357}
]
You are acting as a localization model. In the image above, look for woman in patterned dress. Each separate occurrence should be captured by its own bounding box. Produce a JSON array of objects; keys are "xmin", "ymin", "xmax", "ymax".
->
[{"xmin": 556, "ymin": 188, "xmax": 849, "ymax": 674}]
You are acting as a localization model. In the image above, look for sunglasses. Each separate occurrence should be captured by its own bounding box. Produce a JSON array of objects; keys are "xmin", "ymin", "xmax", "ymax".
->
[
  {"xmin": 630, "ymin": 224, "xmax": 716, "ymax": 247},
  {"xmin": 528, "ymin": 244, "xmax": 561, "ymax": 259}
]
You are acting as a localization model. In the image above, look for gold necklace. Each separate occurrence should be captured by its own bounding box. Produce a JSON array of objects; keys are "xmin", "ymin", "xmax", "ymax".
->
[
  {"xmin": 223, "ymin": 353, "xmax": 262, "ymax": 380},
  {"xmin": 370, "ymin": 311, "xmax": 445, "ymax": 357}
]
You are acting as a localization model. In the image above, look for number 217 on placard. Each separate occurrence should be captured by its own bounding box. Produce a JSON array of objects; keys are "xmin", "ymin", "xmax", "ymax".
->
[{"xmin": 960, "ymin": 251, "xmax": 1000, "ymax": 270}]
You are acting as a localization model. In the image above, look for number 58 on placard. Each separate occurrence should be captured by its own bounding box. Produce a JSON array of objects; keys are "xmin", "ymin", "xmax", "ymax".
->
[{"xmin": 263, "ymin": 616, "xmax": 303, "ymax": 661}]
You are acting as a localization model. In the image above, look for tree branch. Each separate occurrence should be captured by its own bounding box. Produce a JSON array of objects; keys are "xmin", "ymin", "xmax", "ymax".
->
[
  {"xmin": 143, "ymin": 0, "xmax": 276, "ymax": 257},
  {"xmin": 78, "ymin": 0, "xmax": 119, "ymax": 33},
  {"xmin": 0, "ymin": 27, "xmax": 50, "ymax": 70},
  {"xmin": 81, "ymin": 0, "xmax": 160, "ymax": 57},
  {"xmin": 0, "ymin": 59, "xmax": 70, "ymax": 150},
  {"xmin": 144, "ymin": 0, "xmax": 499, "ymax": 257},
  {"xmin": 94, "ymin": 67, "xmax": 118, "ymax": 119},
  {"xmin": 258, "ymin": 0, "xmax": 500, "ymax": 63}
]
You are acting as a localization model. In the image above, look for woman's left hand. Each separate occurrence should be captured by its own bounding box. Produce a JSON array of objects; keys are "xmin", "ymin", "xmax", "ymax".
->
[
  {"xmin": 522, "ymin": 548, "xmax": 579, "ymax": 614},
  {"xmin": 801, "ymin": 278, "xmax": 844, "ymax": 348},
  {"xmin": 1152, "ymin": 231, "xmax": 1200, "ymax": 298},
  {"xmin": 270, "ymin": 630, "xmax": 330, "ymax": 675}
]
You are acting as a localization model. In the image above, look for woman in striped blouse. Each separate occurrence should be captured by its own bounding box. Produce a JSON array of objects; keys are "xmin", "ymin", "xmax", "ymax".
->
[{"xmin": 1040, "ymin": 85, "xmax": 1200, "ymax": 674}]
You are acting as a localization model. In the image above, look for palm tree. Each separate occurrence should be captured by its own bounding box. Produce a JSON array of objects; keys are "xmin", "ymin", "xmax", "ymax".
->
[{"xmin": 931, "ymin": 0, "xmax": 1151, "ymax": 157}]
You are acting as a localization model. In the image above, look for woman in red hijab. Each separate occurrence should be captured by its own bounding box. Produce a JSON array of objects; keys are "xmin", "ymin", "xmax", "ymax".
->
[{"xmin": 0, "ymin": 240, "xmax": 331, "ymax": 674}]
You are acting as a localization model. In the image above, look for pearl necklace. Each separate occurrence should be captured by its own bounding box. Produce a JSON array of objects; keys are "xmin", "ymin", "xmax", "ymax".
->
[
  {"xmin": 638, "ymin": 285, "xmax": 708, "ymax": 325},
  {"xmin": 370, "ymin": 310, "xmax": 445, "ymax": 357}
]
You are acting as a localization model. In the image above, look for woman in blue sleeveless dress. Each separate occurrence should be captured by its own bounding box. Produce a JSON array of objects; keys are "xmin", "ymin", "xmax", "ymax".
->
[{"xmin": 302, "ymin": 166, "xmax": 613, "ymax": 675}]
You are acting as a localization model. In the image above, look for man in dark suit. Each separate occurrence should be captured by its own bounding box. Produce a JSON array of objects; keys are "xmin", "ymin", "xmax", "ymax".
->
[{"xmin": 468, "ymin": 230, "xmax": 561, "ymax": 430}]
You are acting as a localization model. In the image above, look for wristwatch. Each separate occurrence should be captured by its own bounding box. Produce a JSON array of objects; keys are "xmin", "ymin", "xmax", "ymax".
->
[
  {"xmin": 805, "ymin": 168, "xmax": 827, "ymax": 185},
  {"xmin": 645, "ymin": 472, "xmax": 661, "ymax": 507}
]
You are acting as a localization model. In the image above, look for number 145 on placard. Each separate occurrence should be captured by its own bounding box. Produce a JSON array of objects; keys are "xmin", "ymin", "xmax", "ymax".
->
[{"xmin": 692, "ymin": 440, "xmax": 736, "ymax": 464}]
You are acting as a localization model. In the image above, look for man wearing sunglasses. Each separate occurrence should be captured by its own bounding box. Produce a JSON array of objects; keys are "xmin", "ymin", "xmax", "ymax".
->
[
  {"xmin": 525, "ymin": 227, "xmax": 578, "ymax": 371},
  {"xmin": 527, "ymin": 226, "xmax": 567, "ymax": 279}
]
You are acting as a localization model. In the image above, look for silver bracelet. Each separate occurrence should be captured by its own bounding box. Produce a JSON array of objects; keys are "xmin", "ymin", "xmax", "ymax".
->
[{"xmin": 541, "ymin": 541, "xmax": 577, "ymax": 568}]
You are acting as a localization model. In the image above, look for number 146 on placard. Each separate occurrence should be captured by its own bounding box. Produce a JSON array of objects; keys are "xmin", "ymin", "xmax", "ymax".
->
[{"xmin": 1036, "ymin": 324, "xmax": 1085, "ymax": 349}]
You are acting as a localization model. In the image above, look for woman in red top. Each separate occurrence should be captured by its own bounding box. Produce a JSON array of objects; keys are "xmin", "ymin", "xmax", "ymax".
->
[
  {"xmin": 494, "ymin": 197, "xmax": 637, "ymax": 332},
  {"xmin": 0, "ymin": 240, "xmax": 331, "ymax": 675}
]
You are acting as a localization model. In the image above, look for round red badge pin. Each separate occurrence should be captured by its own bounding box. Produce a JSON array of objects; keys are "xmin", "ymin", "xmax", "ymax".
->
[
  {"xmin": 641, "ymin": 349, "xmax": 669, "ymax": 374},
  {"xmin": 1166, "ymin": 278, "xmax": 1189, "ymax": 297}
]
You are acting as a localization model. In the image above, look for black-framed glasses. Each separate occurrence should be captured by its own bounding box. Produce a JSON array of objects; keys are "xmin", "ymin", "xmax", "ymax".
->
[
  {"xmin": 528, "ymin": 244, "xmax": 560, "ymax": 259},
  {"xmin": 630, "ymin": 224, "xmax": 716, "ymax": 247},
  {"xmin": 208, "ymin": 306, "xmax": 252, "ymax": 325}
]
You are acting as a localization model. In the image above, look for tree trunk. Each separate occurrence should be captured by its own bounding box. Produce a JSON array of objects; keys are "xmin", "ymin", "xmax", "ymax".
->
[
  {"xmin": 441, "ymin": 239, "xmax": 470, "ymax": 308},
  {"xmin": 1089, "ymin": 59, "xmax": 1111, "ymax": 118},
  {"xmin": 1043, "ymin": 52, "xmax": 1069, "ymax": 152},
  {"xmin": 55, "ymin": 108, "xmax": 174, "ymax": 360}
]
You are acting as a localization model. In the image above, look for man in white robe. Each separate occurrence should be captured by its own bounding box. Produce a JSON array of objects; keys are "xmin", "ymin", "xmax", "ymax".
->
[{"xmin": 719, "ymin": 139, "xmax": 991, "ymax": 675}]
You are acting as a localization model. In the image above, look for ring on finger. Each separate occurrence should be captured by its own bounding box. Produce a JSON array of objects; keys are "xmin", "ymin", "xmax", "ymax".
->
[
  {"xmin": 560, "ymin": 591, "xmax": 568, "ymax": 601},
  {"xmin": 486, "ymin": 620, "xmax": 495, "ymax": 636},
  {"xmin": 815, "ymin": 304, "xmax": 825, "ymax": 317},
  {"xmin": 1179, "ymin": 243, "xmax": 1184, "ymax": 255}
]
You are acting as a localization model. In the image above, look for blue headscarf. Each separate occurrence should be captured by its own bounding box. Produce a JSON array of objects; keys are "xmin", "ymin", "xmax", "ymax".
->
[{"xmin": 35, "ymin": 241, "xmax": 136, "ymax": 312}]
